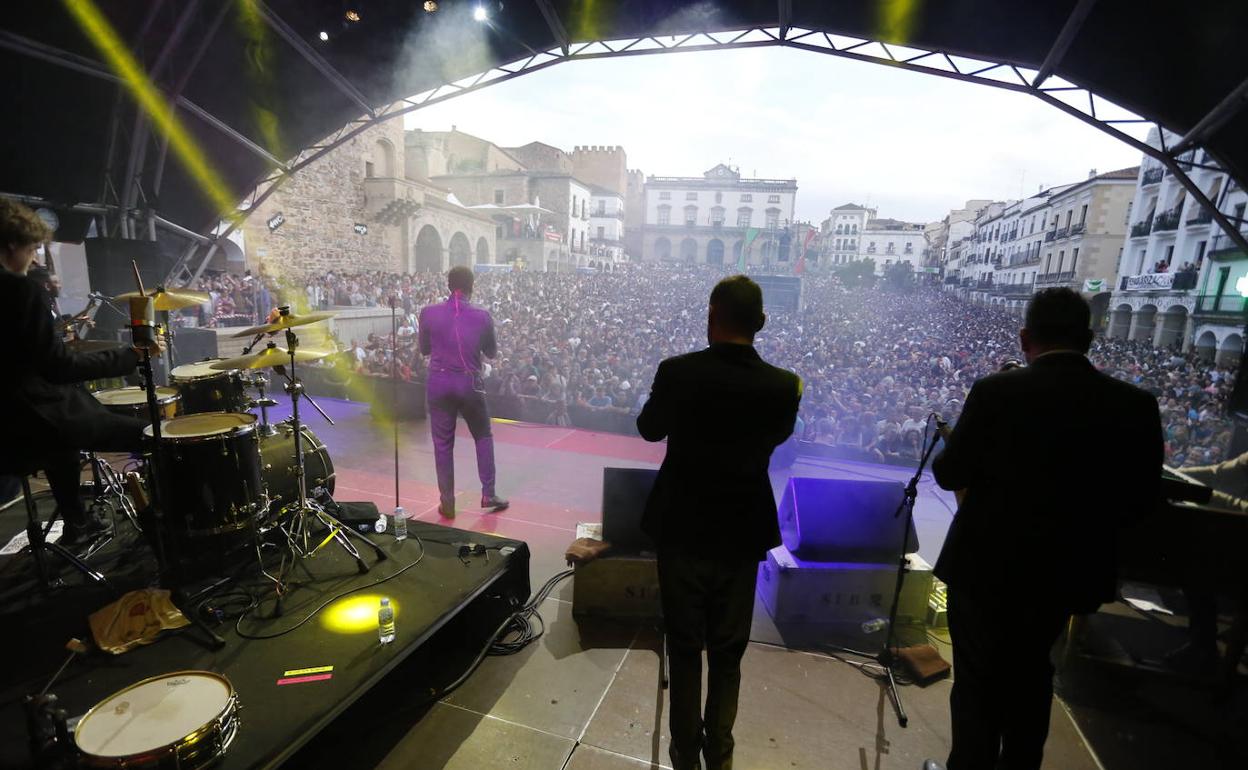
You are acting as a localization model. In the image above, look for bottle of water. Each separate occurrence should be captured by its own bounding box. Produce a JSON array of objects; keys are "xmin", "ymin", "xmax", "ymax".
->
[
  {"xmin": 378, "ymin": 597, "xmax": 395, "ymax": 644},
  {"xmin": 393, "ymin": 506, "xmax": 407, "ymax": 541},
  {"xmin": 861, "ymin": 617, "xmax": 888, "ymax": 634}
]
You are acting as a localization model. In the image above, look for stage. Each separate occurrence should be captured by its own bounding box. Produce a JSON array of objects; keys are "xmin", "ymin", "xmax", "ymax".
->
[{"xmin": 2, "ymin": 400, "xmax": 1239, "ymax": 768}]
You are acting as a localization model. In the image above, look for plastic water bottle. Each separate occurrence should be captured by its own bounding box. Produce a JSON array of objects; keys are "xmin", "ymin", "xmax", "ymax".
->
[
  {"xmin": 393, "ymin": 506, "xmax": 407, "ymax": 541},
  {"xmin": 378, "ymin": 598, "xmax": 395, "ymax": 644},
  {"xmin": 861, "ymin": 617, "xmax": 888, "ymax": 634}
]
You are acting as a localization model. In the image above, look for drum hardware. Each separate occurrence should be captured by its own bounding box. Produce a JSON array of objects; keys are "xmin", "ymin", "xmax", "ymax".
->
[
  {"xmin": 73, "ymin": 670, "xmax": 240, "ymax": 770},
  {"xmin": 249, "ymin": 372, "xmax": 279, "ymax": 435},
  {"xmin": 126, "ymin": 263, "xmax": 225, "ymax": 651},
  {"xmin": 84, "ymin": 452, "xmax": 142, "ymax": 534},
  {"xmin": 230, "ymin": 308, "xmax": 383, "ymax": 595}
]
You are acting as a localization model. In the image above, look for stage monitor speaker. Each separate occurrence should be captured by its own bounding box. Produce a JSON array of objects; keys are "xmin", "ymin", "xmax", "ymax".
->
[
  {"xmin": 602, "ymin": 467, "xmax": 658, "ymax": 554},
  {"xmin": 171, "ymin": 327, "xmax": 219, "ymax": 366},
  {"xmin": 777, "ymin": 477, "xmax": 917, "ymax": 563}
]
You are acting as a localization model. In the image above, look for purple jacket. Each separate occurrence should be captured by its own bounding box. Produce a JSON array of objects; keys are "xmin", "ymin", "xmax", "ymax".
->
[{"xmin": 418, "ymin": 293, "xmax": 497, "ymax": 374}]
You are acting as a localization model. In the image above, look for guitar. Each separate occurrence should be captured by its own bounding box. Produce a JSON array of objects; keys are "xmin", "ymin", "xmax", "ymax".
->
[{"xmin": 934, "ymin": 418, "xmax": 967, "ymax": 507}]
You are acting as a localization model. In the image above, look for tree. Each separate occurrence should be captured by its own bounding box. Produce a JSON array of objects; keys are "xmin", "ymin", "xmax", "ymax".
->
[
  {"xmin": 882, "ymin": 260, "xmax": 915, "ymax": 291},
  {"xmin": 834, "ymin": 258, "xmax": 877, "ymax": 288}
]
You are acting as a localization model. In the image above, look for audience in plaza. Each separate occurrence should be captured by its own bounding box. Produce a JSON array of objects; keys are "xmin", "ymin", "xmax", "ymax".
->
[{"xmin": 205, "ymin": 263, "xmax": 1234, "ymax": 468}]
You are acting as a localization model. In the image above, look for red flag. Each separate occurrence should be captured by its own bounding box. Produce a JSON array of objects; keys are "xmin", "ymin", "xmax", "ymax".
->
[{"xmin": 795, "ymin": 229, "xmax": 816, "ymax": 275}]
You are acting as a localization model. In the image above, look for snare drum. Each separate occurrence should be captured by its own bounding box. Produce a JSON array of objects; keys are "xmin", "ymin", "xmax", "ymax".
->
[
  {"xmin": 74, "ymin": 670, "xmax": 240, "ymax": 770},
  {"xmin": 144, "ymin": 413, "xmax": 266, "ymax": 537},
  {"xmin": 259, "ymin": 420, "xmax": 336, "ymax": 513},
  {"xmin": 94, "ymin": 386, "xmax": 181, "ymax": 420},
  {"xmin": 170, "ymin": 360, "xmax": 249, "ymax": 414}
]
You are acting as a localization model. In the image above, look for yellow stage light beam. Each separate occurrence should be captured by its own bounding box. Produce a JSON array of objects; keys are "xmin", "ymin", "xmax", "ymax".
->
[
  {"xmin": 235, "ymin": 0, "xmax": 286, "ymax": 161},
  {"xmin": 877, "ymin": 0, "xmax": 922, "ymax": 46},
  {"xmin": 321, "ymin": 593, "xmax": 401, "ymax": 634},
  {"xmin": 62, "ymin": 0, "xmax": 238, "ymax": 219}
]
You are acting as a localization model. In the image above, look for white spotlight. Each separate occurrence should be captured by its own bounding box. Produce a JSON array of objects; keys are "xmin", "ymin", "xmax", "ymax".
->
[
  {"xmin": 318, "ymin": 30, "xmax": 329, "ymax": 41},
  {"xmin": 473, "ymin": 5, "xmax": 488, "ymax": 22}
]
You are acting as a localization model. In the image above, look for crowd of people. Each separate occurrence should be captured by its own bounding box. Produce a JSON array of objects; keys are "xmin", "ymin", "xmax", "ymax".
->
[{"xmin": 230, "ymin": 263, "xmax": 1234, "ymax": 468}]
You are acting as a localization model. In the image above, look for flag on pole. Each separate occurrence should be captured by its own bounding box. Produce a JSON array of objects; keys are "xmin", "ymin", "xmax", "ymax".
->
[
  {"xmin": 739, "ymin": 228, "xmax": 760, "ymax": 271},
  {"xmin": 795, "ymin": 230, "xmax": 816, "ymax": 275}
]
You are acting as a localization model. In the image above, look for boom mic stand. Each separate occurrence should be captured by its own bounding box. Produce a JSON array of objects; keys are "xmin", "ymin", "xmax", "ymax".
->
[{"xmin": 829, "ymin": 415, "xmax": 943, "ymax": 729}]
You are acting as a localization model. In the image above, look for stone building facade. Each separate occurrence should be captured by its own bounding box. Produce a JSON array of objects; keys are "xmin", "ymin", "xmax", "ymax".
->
[{"xmin": 243, "ymin": 118, "xmax": 496, "ymax": 283}]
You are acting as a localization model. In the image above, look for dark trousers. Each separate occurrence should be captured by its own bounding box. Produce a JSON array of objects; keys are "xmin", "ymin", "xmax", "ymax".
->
[
  {"xmin": 946, "ymin": 587, "xmax": 1070, "ymax": 770},
  {"xmin": 658, "ymin": 550, "xmax": 759, "ymax": 770},
  {"xmin": 35, "ymin": 410, "xmax": 146, "ymax": 525},
  {"xmin": 426, "ymin": 371, "xmax": 496, "ymax": 506}
]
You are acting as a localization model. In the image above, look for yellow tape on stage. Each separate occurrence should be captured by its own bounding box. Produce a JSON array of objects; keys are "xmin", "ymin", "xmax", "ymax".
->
[{"xmin": 284, "ymin": 665, "xmax": 334, "ymax": 677}]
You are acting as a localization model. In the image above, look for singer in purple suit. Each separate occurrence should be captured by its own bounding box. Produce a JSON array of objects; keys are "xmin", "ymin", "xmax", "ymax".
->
[{"xmin": 418, "ymin": 266, "xmax": 509, "ymax": 518}]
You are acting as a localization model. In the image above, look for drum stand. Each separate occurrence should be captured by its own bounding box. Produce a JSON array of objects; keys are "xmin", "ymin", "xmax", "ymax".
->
[
  {"xmin": 84, "ymin": 452, "xmax": 141, "ymax": 534},
  {"xmin": 270, "ymin": 328, "xmax": 385, "ymax": 589}
]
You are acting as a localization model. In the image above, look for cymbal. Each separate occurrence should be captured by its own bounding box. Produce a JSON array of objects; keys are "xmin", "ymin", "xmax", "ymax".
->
[
  {"xmin": 114, "ymin": 287, "xmax": 211, "ymax": 311},
  {"xmin": 66, "ymin": 339, "xmax": 126, "ymax": 353},
  {"xmin": 232, "ymin": 310, "xmax": 336, "ymax": 338},
  {"xmin": 210, "ymin": 345, "xmax": 331, "ymax": 371}
]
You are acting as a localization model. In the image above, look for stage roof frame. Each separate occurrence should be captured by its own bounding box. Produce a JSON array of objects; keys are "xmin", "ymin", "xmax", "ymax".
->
[{"xmin": 2, "ymin": 0, "xmax": 1246, "ymax": 281}]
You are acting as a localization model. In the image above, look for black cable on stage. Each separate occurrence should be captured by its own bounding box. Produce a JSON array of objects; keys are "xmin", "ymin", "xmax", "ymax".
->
[{"xmin": 231, "ymin": 535, "xmax": 427, "ymax": 641}]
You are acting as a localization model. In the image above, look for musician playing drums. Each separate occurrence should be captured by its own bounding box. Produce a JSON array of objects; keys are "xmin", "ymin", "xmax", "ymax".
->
[{"xmin": 0, "ymin": 199, "xmax": 158, "ymax": 544}]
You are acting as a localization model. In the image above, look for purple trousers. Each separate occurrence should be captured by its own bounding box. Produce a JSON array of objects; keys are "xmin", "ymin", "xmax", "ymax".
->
[{"xmin": 426, "ymin": 371, "xmax": 496, "ymax": 505}]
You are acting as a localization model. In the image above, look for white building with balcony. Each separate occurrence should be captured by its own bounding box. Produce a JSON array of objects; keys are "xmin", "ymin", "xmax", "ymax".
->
[
  {"xmin": 641, "ymin": 164, "xmax": 798, "ymax": 264},
  {"xmin": 959, "ymin": 201, "xmax": 1009, "ymax": 303},
  {"xmin": 1107, "ymin": 128, "xmax": 1248, "ymax": 361},
  {"xmin": 860, "ymin": 218, "xmax": 927, "ymax": 273},
  {"xmin": 588, "ymin": 184, "xmax": 625, "ymax": 267},
  {"xmin": 820, "ymin": 203, "xmax": 874, "ymax": 265}
]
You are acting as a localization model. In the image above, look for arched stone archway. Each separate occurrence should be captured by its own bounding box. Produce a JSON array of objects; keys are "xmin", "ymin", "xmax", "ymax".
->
[
  {"xmin": 414, "ymin": 225, "xmax": 442, "ymax": 272},
  {"xmin": 1109, "ymin": 303, "xmax": 1132, "ymax": 339},
  {"xmin": 1157, "ymin": 306, "xmax": 1187, "ymax": 349},
  {"xmin": 475, "ymin": 236, "xmax": 490, "ymax": 264},
  {"xmin": 680, "ymin": 237, "xmax": 698, "ymax": 263},
  {"xmin": 654, "ymin": 237, "xmax": 671, "ymax": 261},
  {"xmin": 1218, "ymin": 333, "xmax": 1243, "ymax": 366},
  {"xmin": 449, "ymin": 232, "xmax": 471, "ymax": 267},
  {"xmin": 1195, "ymin": 330, "xmax": 1218, "ymax": 360},
  {"xmin": 1131, "ymin": 304, "xmax": 1157, "ymax": 342},
  {"xmin": 1088, "ymin": 292, "xmax": 1111, "ymax": 332},
  {"xmin": 706, "ymin": 238, "xmax": 725, "ymax": 265}
]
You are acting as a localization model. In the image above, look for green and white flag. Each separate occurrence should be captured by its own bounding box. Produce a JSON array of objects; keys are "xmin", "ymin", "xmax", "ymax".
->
[
  {"xmin": 738, "ymin": 227, "xmax": 761, "ymax": 270},
  {"xmin": 1083, "ymin": 278, "xmax": 1106, "ymax": 292}
]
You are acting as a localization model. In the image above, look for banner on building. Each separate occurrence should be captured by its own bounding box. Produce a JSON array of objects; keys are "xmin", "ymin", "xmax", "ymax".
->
[
  {"xmin": 1083, "ymin": 278, "xmax": 1107, "ymax": 292},
  {"xmin": 1123, "ymin": 273, "xmax": 1175, "ymax": 291}
]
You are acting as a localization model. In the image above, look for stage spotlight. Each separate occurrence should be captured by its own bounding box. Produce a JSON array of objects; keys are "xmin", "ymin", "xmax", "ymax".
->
[
  {"xmin": 473, "ymin": 5, "xmax": 488, "ymax": 22},
  {"xmin": 321, "ymin": 593, "xmax": 399, "ymax": 634},
  {"xmin": 423, "ymin": 1, "xmax": 437, "ymax": 11},
  {"xmin": 344, "ymin": 10, "xmax": 360, "ymax": 23},
  {"xmin": 318, "ymin": 30, "xmax": 329, "ymax": 41}
]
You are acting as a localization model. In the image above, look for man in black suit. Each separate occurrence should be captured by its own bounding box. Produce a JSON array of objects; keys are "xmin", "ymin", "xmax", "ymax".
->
[
  {"xmin": 0, "ymin": 199, "xmax": 148, "ymax": 544},
  {"xmin": 638, "ymin": 275, "xmax": 801, "ymax": 770},
  {"xmin": 928, "ymin": 288, "xmax": 1163, "ymax": 770}
]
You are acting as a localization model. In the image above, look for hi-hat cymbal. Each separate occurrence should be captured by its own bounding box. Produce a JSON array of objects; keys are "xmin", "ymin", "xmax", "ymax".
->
[
  {"xmin": 210, "ymin": 345, "xmax": 331, "ymax": 371},
  {"xmin": 232, "ymin": 310, "xmax": 336, "ymax": 338},
  {"xmin": 114, "ymin": 287, "xmax": 211, "ymax": 311}
]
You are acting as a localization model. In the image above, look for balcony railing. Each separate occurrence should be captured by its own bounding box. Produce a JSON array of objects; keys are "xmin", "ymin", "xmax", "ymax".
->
[
  {"xmin": 1045, "ymin": 231, "xmax": 1056, "ymax": 242},
  {"xmin": 1069, "ymin": 222, "xmax": 1086, "ymax": 236},
  {"xmin": 1130, "ymin": 215, "xmax": 1153, "ymax": 237},
  {"xmin": 1141, "ymin": 167, "xmax": 1164, "ymax": 185},
  {"xmin": 1152, "ymin": 208, "xmax": 1182, "ymax": 232},
  {"xmin": 592, "ymin": 209, "xmax": 624, "ymax": 220},
  {"xmin": 1120, "ymin": 271, "xmax": 1198, "ymax": 292},
  {"xmin": 1208, "ymin": 233, "xmax": 1247, "ymax": 260},
  {"xmin": 995, "ymin": 283, "xmax": 1035, "ymax": 296},
  {"xmin": 1186, "ymin": 209, "xmax": 1214, "ymax": 226},
  {"xmin": 1194, "ymin": 293, "xmax": 1247, "ymax": 317},
  {"xmin": 1055, "ymin": 226, "xmax": 1069, "ymax": 239}
]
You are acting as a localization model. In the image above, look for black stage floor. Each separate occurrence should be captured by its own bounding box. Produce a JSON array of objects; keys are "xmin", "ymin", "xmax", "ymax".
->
[{"xmin": 0, "ymin": 491, "xmax": 529, "ymax": 769}]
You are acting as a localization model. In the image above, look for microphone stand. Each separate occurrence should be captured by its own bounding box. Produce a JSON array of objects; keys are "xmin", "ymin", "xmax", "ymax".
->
[
  {"xmin": 827, "ymin": 415, "xmax": 943, "ymax": 729},
  {"xmin": 390, "ymin": 296, "xmax": 402, "ymax": 526}
]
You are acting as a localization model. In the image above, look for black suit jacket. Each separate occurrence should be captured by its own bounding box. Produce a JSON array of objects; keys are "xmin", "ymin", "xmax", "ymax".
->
[
  {"xmin": 1, "ymin": 270, "xmax": 139, "ymax": 451},
  {"xmin": 637, "ymin": 343, "xmax": 801, "ymax": 561},
  {"xmin": 931, "ymin": 351, "xmax": 1163, "ymax": 613}
]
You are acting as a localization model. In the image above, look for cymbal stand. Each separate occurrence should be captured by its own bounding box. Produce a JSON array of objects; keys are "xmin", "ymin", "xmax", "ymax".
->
[
  {"xmin": 272, "ymin": 327, "xmax": 385, "ymax": 584},
  {"xmin": 249, "ymin": 373, "xmax": 279, "ymax": 437},
  {"xmin": 84, "ymin": 452, "xmax": 141, "ymax": 534}
]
